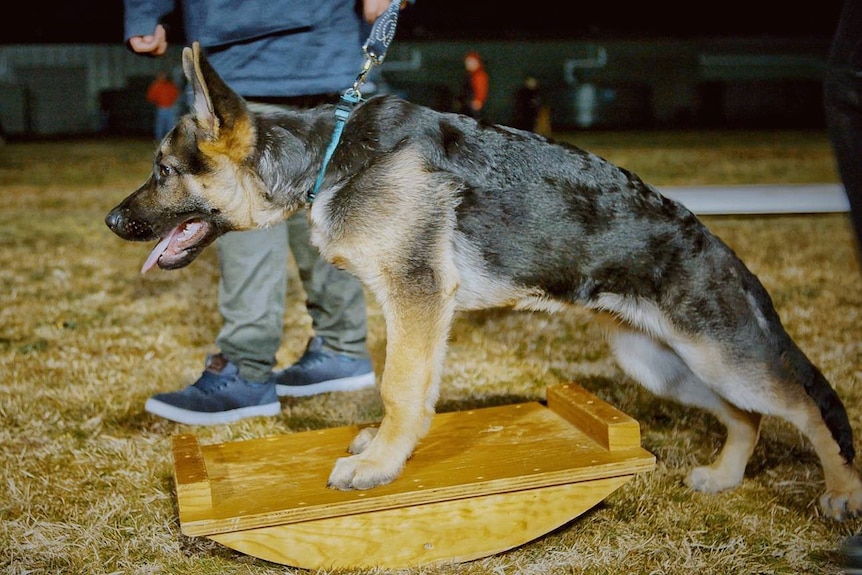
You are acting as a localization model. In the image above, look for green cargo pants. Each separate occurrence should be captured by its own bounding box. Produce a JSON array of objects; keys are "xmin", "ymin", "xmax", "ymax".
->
[{"xmin": 215, "ymin": 211, "xmax": 369, "ymax": 382}]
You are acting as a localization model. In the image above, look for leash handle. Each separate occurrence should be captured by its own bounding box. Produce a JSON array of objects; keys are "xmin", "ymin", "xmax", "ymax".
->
[{"xmin": 363, "ymin": 0, "xmax": 402, "ymax": 65}]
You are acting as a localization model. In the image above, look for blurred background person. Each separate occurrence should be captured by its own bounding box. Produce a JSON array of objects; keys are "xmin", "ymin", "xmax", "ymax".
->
[
  {"xmin": 511, "ymin": 74, "xmax": 541, "ymax": 131},
  {"xmin": 145, "ymin": 70, "xmax": 180, "ymax": 142},
  {"xmin": 459, "ymin": 51, "xmax": 489, "ymax": 120}
]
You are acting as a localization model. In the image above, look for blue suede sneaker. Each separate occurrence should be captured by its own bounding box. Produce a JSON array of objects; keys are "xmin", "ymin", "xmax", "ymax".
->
[
  {"xmin": 144, "ymin": 353, "xmax": 281, "ymax": 425},
  {"xmin": 273, "ymin": 337, "xmax": 376, "ymax": 397}
]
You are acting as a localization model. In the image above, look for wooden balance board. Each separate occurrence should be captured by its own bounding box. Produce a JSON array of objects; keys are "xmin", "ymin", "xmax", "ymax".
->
[{"xmin": 172, "ymin": 382, "xmax": 655, "ymax": 569}]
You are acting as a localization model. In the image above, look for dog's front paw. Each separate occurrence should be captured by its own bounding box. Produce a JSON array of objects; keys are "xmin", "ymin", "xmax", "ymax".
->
[
  {"xmin": 820, "ymin": 489, "xmax": 862, "ymax": 521},
  {"xmin": 327, "ymin": 453, "xmax": 402, "ymax": 491},
  {"xmin": 348, "ymin": 427, "xmax": 378, "ymax": 455},
  {"xmin": 685, "ymin": 465, "xmax": 742, "ymax": 493}
]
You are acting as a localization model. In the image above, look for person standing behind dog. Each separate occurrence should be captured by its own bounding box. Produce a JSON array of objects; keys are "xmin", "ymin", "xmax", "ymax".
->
[
  {"xmin": 123, "ymin": 0, "xmax": 404, "ymax": 425},
  {"xmin": 511, "ymin": 75, "xmax": 542, "ymax": 131},
  {"xmin": 459, "ymin": 51, "xmax": 489, "ymax": 120},
  {"xmin": 145, "ymin": 70, "xmax": 180, "ymax": 142},
  {"xmin": 827, "ymin": 4, "xmax": 862, "ymax": 568}
]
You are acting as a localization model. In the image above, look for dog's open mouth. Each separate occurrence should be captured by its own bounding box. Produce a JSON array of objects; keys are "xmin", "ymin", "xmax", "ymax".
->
[{"xmin": 141, "ymin": 219, "xmax": 212, "ymax": 274}]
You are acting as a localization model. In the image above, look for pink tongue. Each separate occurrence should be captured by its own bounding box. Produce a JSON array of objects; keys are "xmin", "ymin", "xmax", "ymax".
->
[{"xmin": 141, "ymin": 227, "xmax": 180, "ymax": 274}]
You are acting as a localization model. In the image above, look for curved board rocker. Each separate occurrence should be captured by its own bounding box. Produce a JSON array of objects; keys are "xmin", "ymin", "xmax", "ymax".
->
[{"xmin": 171, "ymin": 383, "xmax": 655, "ymax": 569}]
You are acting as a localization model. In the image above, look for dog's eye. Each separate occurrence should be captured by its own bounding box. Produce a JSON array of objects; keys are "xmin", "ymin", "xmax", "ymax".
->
[{"xmin": 158, "ymin": 164, "xmax": 174, "ymax": 178}]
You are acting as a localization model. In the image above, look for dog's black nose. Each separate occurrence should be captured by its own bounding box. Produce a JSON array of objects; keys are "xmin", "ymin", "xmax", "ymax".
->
[
  {"xmin": 104, "ymin": 207, "xmax": 158, "ymax": 241},
  {"xmin": 105, "ymin": 210, "xmax": 122, "ymax": 232}
]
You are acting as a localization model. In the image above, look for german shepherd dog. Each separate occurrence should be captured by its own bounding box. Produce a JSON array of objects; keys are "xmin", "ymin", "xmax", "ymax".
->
[{"xmin": 107, "ymin": 43, "xmax": 862, "ymax": 519}]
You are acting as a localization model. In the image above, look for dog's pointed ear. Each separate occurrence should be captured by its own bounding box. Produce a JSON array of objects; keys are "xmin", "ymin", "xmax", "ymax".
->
[
  {"xmin": 182, "ymin": 43, "xmax": 217, "ymax": 135},
  {"xmin": 181, "ymin": 41, "xmax": 250, "ymax": 141}
]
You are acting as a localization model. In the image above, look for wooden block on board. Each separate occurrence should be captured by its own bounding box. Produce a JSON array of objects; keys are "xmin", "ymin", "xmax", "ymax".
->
[{"xmin": 546, "ymin": 383, "xmax": 642, "ymax": 451}]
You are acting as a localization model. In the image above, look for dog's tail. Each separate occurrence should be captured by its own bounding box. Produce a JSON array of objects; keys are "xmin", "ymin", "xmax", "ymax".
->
[{"xmin": 798, "ymin": 353, "xmax": 856, "ymax": 464}]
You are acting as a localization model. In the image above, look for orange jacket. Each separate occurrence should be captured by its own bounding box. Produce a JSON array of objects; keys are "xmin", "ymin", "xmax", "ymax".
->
[
  {"xmin": 464, "ymin": 52, "xmax": 489, "ymax": 112},
  {"xmin": 469, "ymin": 68, "xmax": 489, "ymax": 109},
  {"xmin": 146, "ymin": 78, "xmax": 180, "ymax": 109}
]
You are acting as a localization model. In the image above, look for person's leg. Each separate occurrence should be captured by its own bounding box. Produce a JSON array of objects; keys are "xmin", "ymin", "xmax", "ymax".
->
[
  {"xmin": 216, "ymin": 224, "xmax": 290, "ymax": 381},
  {"xmin": 286, "ymin": 212, "xmax": 369, "ymax": 358},
  {"xmin": 824, "ymin": 66, "xmax": 862, "ymax": 254},
  {"xmin": 824, "ymin": 1, "xmax": 862, "ymax": 255},
  {"xmin": 272, "ymin": 212, "xmax": 374, "ymax": 397},
  {"xmin": 142, "ymin": 224, "xmax": 288, "ymax": 425},
  {"xmin": 155, "ymin": 108, "xmax": 168, "ymax": 141},
  {"xmin": 153, "ymin": 108, "xmax": 163, "ymax": 141}
]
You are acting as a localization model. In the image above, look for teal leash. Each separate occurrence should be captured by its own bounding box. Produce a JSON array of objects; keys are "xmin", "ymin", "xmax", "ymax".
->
[
  {"xmin": 309, "ymin": 88, "xmax": 361, "ymax": 201},
  {"xmin": 308, "ymin": 0, "xmax": 404, "ymax": 202}
]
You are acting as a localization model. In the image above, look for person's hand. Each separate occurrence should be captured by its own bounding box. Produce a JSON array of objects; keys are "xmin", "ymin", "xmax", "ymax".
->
[
  {"xmin": 362, "ymin": 0, "xmax": 412, "ymax": 24},
  {"xmin": 362, "ymin": 0, "xmax": 392, "ymax": 23},
  {"xmin": 128, "ymin": 24, "xmax": 168, "ymax": 56}
]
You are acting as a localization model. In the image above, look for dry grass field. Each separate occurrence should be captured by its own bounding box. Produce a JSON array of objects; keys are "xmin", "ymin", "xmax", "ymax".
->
[{"xmin": 1, "ymin": 129, "xmax": 860, "ymax": 575}]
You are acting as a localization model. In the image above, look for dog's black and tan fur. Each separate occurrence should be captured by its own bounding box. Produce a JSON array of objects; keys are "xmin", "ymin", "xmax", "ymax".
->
[{"xmin": 107, "ymin": 43, "xmax": 862, "ymax": 519}]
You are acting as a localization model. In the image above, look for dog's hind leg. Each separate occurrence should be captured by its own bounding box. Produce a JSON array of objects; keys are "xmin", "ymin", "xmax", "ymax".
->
[
  {"xmin": 607, "ymin": 320, "xmax": 862, "ymax": 519},
  {"xmin": 605, "ymin": 323, "xmax": 762, "ymax": 492},
  {"xmin": 685, "ymin": 407, "xmax": 762, "ymax": 494},
  {"xmin": 766, "ymin": 386, "xmax": 862, "ymax": 520}
]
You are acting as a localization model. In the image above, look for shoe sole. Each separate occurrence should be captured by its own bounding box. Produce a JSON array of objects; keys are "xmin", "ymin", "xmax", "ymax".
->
[
  {"xmin": 144, "ymin": 398, "xmax": 281, "ymax": 425},
  {"xmin": 276, "ymin": 371, "xmax": 376, "ymax": 397}
]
